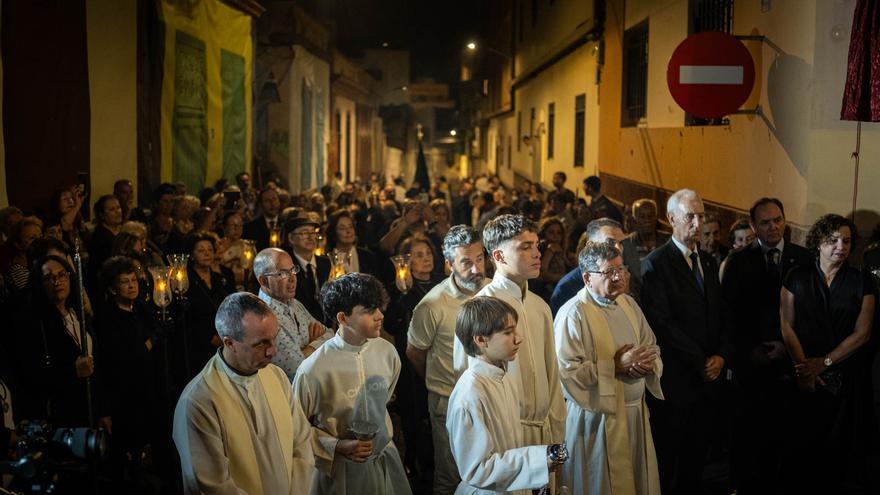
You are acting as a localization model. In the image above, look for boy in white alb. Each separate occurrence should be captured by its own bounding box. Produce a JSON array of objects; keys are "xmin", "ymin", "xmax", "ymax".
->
[
  {"xmin": 447, "ymin": 296, "xmax": 567, "ymax": 495},
  {"xmin": 293, "ymin": 273, "xmax": 412, "ymax": 495}
]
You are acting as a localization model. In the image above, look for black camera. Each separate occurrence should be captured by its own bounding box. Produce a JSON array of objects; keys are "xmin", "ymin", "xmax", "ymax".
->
[{"xmin": 1, "ymin": 420, "xmax": 107, "ymax": 494}]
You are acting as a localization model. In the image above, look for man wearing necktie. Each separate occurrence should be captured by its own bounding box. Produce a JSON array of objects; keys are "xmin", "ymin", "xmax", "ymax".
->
[
  {"xmin": 640, "ymin": 189, "xmax": 733, "ymax": 494},
  {"xmin": 721, "ymin": 198, "xmax": 812, "ymax": 494},
  {"xmin": 243, "ymin": 188, "xmax": 282, "ymax": 251},
  {"xmin": 285, "ymin": 216, "xmax": 331, "ymax": 324}
]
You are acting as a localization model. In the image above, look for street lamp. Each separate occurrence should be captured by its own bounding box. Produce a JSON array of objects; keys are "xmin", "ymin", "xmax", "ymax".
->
[{"xmin": 464, "ymin": 40, "xmax": 511, "ymax": 61}]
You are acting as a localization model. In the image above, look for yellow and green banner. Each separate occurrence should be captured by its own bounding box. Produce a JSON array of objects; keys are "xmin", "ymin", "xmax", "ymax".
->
[{"xmin": 159, "ymin": 0, "xmax": 252, "ymax": 194}]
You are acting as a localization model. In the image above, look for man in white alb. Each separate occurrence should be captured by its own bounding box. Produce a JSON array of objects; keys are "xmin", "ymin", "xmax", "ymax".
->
[
  {"xmin": 173, "ymin": 292, "xmax": 314, "ymax": 494},
  {"xmin": 455, "ymin": 214, "xmax": 566, "ymax": 447}
]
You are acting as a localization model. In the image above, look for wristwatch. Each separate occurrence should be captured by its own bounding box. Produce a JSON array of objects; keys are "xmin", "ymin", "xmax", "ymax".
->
[
  {"xmin": 823, "ymin": 356, "xmax": 833, "ymax": 367},
  {"xmin": 547, "ymin": 443, "xmax": 569, "ymax": 467}
]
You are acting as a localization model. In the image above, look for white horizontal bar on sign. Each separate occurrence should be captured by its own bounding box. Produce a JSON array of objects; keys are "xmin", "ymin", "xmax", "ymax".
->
[{"xmin": 679, "ymin": 65, "xmax": 743, "ymax": 85}]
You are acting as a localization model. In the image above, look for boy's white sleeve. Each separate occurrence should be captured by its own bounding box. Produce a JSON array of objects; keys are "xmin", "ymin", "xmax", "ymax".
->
[{"xmin": 446, "ymin": 398, "xmax": 549, "ymax": 491}]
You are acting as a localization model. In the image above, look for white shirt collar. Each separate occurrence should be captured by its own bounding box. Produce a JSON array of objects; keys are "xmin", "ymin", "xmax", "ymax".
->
[
  {"xmin": 671, "ymin": 235, "xmax": 698, "ymax": 258},
  {"xmin": 294, "ymin": 252, "xmax": 316, "ymax": 268},
  {"xmin": 758, "ymin": 238, "xmax": 785, "ymax": 254}
]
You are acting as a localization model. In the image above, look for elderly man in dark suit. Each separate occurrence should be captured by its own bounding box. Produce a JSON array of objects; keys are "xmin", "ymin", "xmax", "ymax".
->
[
  {"xmin": 721, "ymin": 197, "xmax": 812, "ymax": 494},
  {"xmin": 640, "ymin": 188, "xmax": 733, "ymax": 494},
  {"xmin": 284, "ymin": 216, "xmax": 330, "ymax": 324},
  {"xmin": 243, "ymin": 188, "xmax": 282, "ymax": 251}
]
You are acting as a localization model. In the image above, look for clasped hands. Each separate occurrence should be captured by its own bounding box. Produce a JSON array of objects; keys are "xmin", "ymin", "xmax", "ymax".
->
[
  {"xmin": 794, "ymin": 357, "xmax": 827, "ymax": 391},
  {"xmin": 614, "ymin": 344, "xmax": 656, "ymax": 378}
]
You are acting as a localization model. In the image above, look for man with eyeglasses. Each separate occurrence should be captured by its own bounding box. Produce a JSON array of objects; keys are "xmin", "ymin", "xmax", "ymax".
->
[
  {"xmin": 549, "ymin": 218, "xmax": 641, "ymax": 317},
  {"xmin": 640, "ymin": 189, "xmax": 733, "ymax": 494},
  {"xmin": 255, "ymin": 248, "xmax": 333, "ymax": 380},
  {"xmin": 285, "ymin": 216, "xmax": 330, "ymax": 323},
  {"xmin": 555, "ymin": 241, "xmax": 663, "ymax": 494}
]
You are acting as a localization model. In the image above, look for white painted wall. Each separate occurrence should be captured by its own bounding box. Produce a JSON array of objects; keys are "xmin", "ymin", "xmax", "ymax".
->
[{"xmin": 287, "ymin": 45, "xmax": 330, "ymax": 192}]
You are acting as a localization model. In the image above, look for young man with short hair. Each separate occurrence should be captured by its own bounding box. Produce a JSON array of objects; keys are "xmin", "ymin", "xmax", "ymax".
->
[
  {"xmin": 447, "ymin": 296, "xmax": 566, "ymax": 494},
  {"xmin": 293, "ymin": 273, "xmax": 412, "ymax": 495},
  {"xmin": 456, "ymin": 214, "xmax": 566, "ymax": 448}
]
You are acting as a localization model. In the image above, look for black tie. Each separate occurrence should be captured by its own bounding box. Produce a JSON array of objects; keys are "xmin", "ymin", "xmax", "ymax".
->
[
  {"xmin": 268, "ymin": 218, "xmax": 275, "ymax": 230},
  {"xmin": 690, "ymin": 252, "xmax": 704, "ymax": 293},
  {"xmin": 767, "ymin": 248, "xmax": 781, "ymax": 283},
  {"xmin": 308, "ymin": 264, "xmax": 320, "ymax": 301}
]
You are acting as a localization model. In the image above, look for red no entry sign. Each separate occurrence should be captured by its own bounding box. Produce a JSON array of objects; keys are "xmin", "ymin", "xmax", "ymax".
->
[{"xmin": 667, "ymin": 31, "xmax": 756, "ymax": 119}]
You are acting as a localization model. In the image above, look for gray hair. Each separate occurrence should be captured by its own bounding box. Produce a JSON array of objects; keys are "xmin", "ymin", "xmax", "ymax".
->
[
  {"xmin": 442, "ymin": 225, "xmax": 482, "ymax": 262},
  {"xmin": 253, "ymin": 247, "xmax": 287, "ymax": 278},
  {"xmin": 215, "ymin": 292, "xmax": 273, "ymax": 341},
  {"xmin": 578, "ymin": 241, "xmax": 622, "ymax": 274},
  {"xmin": 585, "ymin": 218, "xmax": 623, "ymax": 242},
  {"xmin": 666, "ymin": 189, "xmax": 700, "ymax": 220},
  {"xmin": 483, "ymin": 214, "xmax": 537, "ymax": 252}
]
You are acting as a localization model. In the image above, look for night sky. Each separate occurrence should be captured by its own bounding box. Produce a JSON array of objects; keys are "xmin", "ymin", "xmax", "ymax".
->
[{"xmin": 302, "ymin": 0, "xmax": 485, "ymax": 85}]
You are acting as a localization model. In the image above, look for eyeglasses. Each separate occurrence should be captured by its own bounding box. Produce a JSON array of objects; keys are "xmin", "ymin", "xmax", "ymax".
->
[
  {"xmin": 588, "ymin": 266, "xmax": 629, "ymax": 279},
  {"xmin": 42, "ymin": 271, "xmax": 71, "ymax": 285},
  {"xmin": 292, "ymin": 230, "xmax": 320, "ymax": 238},
  {"xmin": 265, "ymin": 266, "xmax": 301, "ymax": 279}
]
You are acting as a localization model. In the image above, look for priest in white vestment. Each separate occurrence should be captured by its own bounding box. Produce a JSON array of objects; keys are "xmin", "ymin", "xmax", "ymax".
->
[
  {"xmin": 173, "ymin": 292, "xmax": 315, "ymax": 495},
  {"xmin": 554, "ymin": 242, "xmax": 664, "ymax": 495},
  {"xmin": 455, "ymin": 214, "xmax": 566, "ymax": 446},
  {"xmin": 293, "ymin": 273, "xmax": 412, "ymax": 495}
]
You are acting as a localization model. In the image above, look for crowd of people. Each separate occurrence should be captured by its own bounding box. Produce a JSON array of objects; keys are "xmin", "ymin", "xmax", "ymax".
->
[{"xmin": 1, "ymin": 169, "xmax": 879, "ymax": 494}]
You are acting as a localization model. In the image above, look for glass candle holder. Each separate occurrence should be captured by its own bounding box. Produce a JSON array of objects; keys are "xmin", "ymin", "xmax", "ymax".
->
[
  {"xmin": 391, "ymin": 254, "xmax": 413, "ymax": 294},
  {"xmin": 168, "ymin": 254, "xmax": 190, "ymax": 296},
  {"xmin": 240, "ymin": 240, "xmax": 256, "ymax": 271},
  {"xmin": 269, "ymin": 227, "xmax": 281, "ymax": 248},
  {"xmin": 328, "ymin": 251, "xmax": 348, "ymax": 280}
]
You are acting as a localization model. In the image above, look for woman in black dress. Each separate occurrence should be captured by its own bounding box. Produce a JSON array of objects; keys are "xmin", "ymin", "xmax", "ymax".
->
[
  {"xmin": 780, "ymin": 214, "xmax": 875, "ymax": 492},
  {"xmin": 96, "ymin": 256, "xmax": 167, "ymax": 489},
  {"xmin": 11, "ymin": 256, "xmax": 109, "ymax": 429},
  {"xmin": 387, "ymin": 236, "xmax": 444, "ymax": 486},
  {"xmin": 182, "ymin": 231, "xmax": 233, "ymax": 381}
]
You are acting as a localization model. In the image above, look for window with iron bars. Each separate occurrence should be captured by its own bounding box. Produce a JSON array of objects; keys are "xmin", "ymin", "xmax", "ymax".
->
[
  {"xmin": 621, "ymin": 21, "xmax": 648, "ymax": 127},
  {"xmin": 687, "ymin": 0, "xmax": 735, "ymax": 126}
]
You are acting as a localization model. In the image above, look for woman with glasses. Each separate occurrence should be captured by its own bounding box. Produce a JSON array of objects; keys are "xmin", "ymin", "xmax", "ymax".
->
[
  {"xmin": 11, "ymin": 255, "xmax": 110, "ymax": 430},
  {"xmin": 780, "ymin": 214, "xmax": 876, "ymax": 492}
]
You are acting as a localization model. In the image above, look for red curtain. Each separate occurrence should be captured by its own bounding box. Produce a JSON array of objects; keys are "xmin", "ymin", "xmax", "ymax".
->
[{"xmin": 841, "ymin": 0, "xmax": 880, "ymax": 121}]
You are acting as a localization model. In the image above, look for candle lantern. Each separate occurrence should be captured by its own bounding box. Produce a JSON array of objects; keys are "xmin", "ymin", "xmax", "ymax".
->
[
  {"xmin": 328, "ymin": 251, "xmax": 348, "ymax": 280},
  {"xmin": 240, "ymin": 240, "xmax": 256, "ymax": 270},
  {"xmin": 168, "ymin": 254, "xmax": 190, "ymax": 296},
  {"xmin": 391, "ymin": 254, "xmax": 413, "ymax": 294},
  {"xmin": 148, "ymin": 266, "xmax": 173, "ymax": 321},
  {"xmin": 269, "ymin": 227, "xmax": 282, "ymax": 248}
]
